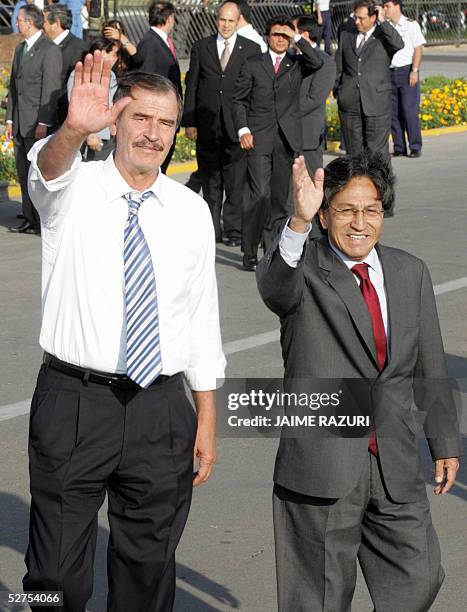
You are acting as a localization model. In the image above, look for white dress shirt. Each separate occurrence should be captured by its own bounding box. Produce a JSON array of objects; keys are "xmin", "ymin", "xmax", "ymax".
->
[
  {"xmin": 27, "ymin": 138, "xmax": 226, "ymax": 390},
  {"xmin": 151, "ymin": 26, "xmax": 170, "ymax": 50},
  {"xmin": 237, "ymin": 23, "xmax": 267, "ymax": 53},
  {"xmin": 52, "ymin": 29, "xmax": 70, "ymax": 46},
  {"xmin": 279, "ymin": 223, "xmax": 388, "ymax": 334},
  {"xmin": 216, "ymin": 32, "xmax": 237, "ymax": 58},
  {"xmin": 25, "ymin": 29, "xmax": 43, "ymax": 51},
  {"xmin": 389, "ymin": 15, "xmax": 426, "ymax": 67},
  {"xmin": 317, "ymin": 0, "xmax": 330, "ymax": 11}
]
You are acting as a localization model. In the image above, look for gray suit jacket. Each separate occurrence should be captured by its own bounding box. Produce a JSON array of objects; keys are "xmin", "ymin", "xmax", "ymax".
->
[
  {"xmin": 6, "ymin": 34, "xmax": 63, "ymax": 138},
  {"xmin": 300, "ymin": 49, "xmax": 336, "ymax": 151},
  {"xmin": 335, "ymin": 21, "xmax": 403, "ymax": 116},
  {"xmin": 257, "ymin": 238, "xmax": 461, "ymax": 502}
]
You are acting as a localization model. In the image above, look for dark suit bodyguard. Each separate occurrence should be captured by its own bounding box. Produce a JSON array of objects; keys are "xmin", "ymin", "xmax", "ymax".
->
[
  {"xmin": 6, "ymin": 4, "xmax": 62, "ymax": 234},
  {"xmin": 257, "ymin": 151, "xmax": 461, "ymax": 611},
  {"xmin": 233, "ymin": 15, "xmax": 323, "ymax": 271},
  {"xmin": 295, "ymin": 16, "xmax": 336, "ymax": 175},
  {"xmin": 43, "ymin": 4, "xmax": 88, "ymax": 128},
  {"xmin": 132, "ymin": 1, "xmax": 182, "ymax": 172},
  {"xmin": 182, "ymin": 2, "xmax": 260, "ymax": 245},
  {"xmin": 335, "ymin": 0, "xmax": 403, "ymax": 162}
]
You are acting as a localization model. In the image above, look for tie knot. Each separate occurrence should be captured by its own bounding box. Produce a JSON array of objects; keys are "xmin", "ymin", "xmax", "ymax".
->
[
  {"xmin": 124, "ymin": 191, "xmax": 152, "ymax": 216},
  {"xmin": 224, "ymin": 40, "xmax": 229, "ymax": 48},
  {"xmin": 351, "ymin": 263, "xmax": 370, "ymax": 281}
]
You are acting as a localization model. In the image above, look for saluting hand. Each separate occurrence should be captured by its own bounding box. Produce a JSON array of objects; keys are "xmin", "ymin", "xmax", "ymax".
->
[
  {"xmin": 289, "ymin": 156, "xmax": 324, "ymax": 233},
  {"xmin": 66, "ymin": 50, "xmax": 131, "ymax": 137}
]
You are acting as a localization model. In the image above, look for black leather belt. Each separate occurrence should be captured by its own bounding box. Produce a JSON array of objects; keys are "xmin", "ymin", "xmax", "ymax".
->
[
  {"xmin": 43, "ymin": 352, "xmax": 175, "ymax": 388},
  {"xmin": 390, "ymin": 65, "xmax": 412, "ymax": 71}
]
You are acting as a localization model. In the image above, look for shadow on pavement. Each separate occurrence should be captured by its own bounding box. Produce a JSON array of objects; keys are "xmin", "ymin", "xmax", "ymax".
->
[{"xmin": 0, "ymin": 492, "xmax": 240, "ymax": 611}]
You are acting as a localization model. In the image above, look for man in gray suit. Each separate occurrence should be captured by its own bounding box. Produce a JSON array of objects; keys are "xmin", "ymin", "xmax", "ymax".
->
[
  {"xmin": 295, "ymin": 15, "xmax": 336, "ymax": 175},
  {"xmin": 6, "ymin": 4, "xmax": 62, "ymax": 234},
  {"xmin": 257, "ymin": 151, "xmax": 461, "ymax": 611},
  {"xmin": 334, "ymin": 0, "xmax": 403, "ymax": 162}
]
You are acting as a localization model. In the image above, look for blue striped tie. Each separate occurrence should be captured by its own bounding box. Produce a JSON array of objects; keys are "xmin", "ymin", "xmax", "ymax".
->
[{"xmin": 123, "ymin": 191, "xmax": 162, "ymax": 388}]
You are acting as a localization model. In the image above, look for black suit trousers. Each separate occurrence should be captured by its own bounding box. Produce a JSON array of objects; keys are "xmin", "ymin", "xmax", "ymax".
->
[
  {"xmin": 243, "ymin": 130, "xmax": 294, "ymax": 258},
  {"xmin": 23, "ymin": 364, "xmax": 196, "ymax": 612},
  {"xmin": 196, "ymin": 122, "xmax": 246, "ymax": 241},
  {"xmin": 339, "ymin": 104, "xmax": 392, "ymax": 162},
  {"xmin": 13, "ymin": 135, "xmax": 39, "ymax": 227}
]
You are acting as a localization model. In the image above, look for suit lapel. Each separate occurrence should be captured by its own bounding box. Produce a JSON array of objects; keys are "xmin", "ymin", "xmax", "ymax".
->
[
  {"xmin": 207, "ymin": 35, "xmax": 222, "ymax": 71},
  {"xmin": 276, "ymin": 51, "xmax": 293, "ymax": 78},
  {"xmin": 317, "ymin": 240, "xmax": 380, "ymax": 370},
  {"xmin": 224, "ymin": 37, "xmax": 244, "ymax": 73},
  {"xmin": 377, "ymin": 245, "xmax": 404, "ymax": 372},
  {"xmin": 260, "ymin": 51, "xmax": 275, "ymax": 80},
  {"xmin": 350, "ymin": 32, "xmax": 359, "ymax": 57}
]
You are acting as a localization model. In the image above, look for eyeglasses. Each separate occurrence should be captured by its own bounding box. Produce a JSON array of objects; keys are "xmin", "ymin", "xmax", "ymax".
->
[{"xmin": 328, "ymin": 203, "xmax": 385, "ymax": 220}]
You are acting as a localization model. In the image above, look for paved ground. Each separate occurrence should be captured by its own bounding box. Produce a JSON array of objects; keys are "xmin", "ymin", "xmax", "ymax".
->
[{"xmin": 0, "ymin": 132, "xmax": 466, "ymax": 611}]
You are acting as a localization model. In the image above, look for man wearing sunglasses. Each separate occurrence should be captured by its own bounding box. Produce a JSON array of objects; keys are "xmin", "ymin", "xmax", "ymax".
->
[{"xmin": 233, "ymin": 14, "xmax": 323, "ymax": 271}]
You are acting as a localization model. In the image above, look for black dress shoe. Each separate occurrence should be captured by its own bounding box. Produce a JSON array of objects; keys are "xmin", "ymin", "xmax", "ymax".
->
[
  {"xmin": 408, "ymin": 150, "xmax": 422, "ymax": 158},
  {"xmin": 8, "ymin": 221, "xmax": 40, "ymax": 234},
  {"xmin": 242, "ymin": 255, "xmax": 258, "ymax": 272},
  {"xmin": 224, "ymin": 237, "xmax": 241, "ymax": 247},
  {"xmin": 392, "ymin": 151, "xmax": 406, "ymax": 157}
]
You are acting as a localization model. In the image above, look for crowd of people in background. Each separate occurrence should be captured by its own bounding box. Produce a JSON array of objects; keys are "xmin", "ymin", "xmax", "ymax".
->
[{"xmin": 5, "ymin": 0, "xmax": 427, "ymax": 269}]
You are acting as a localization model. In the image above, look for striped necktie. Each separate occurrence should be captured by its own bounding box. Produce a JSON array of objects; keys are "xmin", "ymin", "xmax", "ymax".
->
[{"xmin": 123, "ymin": 191, "xmax": 162, "ymax": 388}]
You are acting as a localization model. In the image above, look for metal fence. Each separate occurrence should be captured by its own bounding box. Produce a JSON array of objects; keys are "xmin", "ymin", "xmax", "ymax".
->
[{"xmin": 1, "ymin": 0, "xmax": 467, "ymax": 49}]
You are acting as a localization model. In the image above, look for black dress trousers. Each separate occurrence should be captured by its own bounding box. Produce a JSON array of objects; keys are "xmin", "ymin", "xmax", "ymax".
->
[
  {"xmin": 243, "ymin": 129, "xmax": 294, "ymax": 259},
  {"xmin": 23, "ymin": 364, "xmax": 197, "ymax": 612}
]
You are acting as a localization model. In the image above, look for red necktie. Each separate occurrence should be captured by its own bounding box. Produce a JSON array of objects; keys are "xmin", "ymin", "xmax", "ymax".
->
[
  {"xmin": 352, "ymin": 263, "xmax": 387, "ymax": 455},
  {"xmin": 273, "ymin": 55, "xmax": 281, "ymax": 75},
  {"xmin": 167, "ymin": 36, "xmax": 177, "ymax": 60}
]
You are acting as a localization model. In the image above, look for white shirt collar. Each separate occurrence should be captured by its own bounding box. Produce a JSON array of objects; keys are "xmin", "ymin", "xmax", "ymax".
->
[
  {"xmin": 269, "ymin": 49, "xmax": 286, "ymax": 63},
  {"xmin": 25, "ymin": 29, "xmax": 42, "ymax": 50},
  {"xmin": 328, "ymin": 238, "xmax": 381, "ymax": 274},
  {"xmin": 53, "ymin": 29, "xmax": 70, "ymax": 46},
  {"xmin": 358, "ymin": 24, "xmax": 376, "ymax": 42},
  {"xmin": 103, "ymin": 154, "xmax": 164, "ymax": 206},
  {"xmin": 392, "ymin": 14, "xmax": 407, "ymax": 27},
  {"xmin": 151, "ymin": 26, "xmax": 168, "ymax": 43},
  {"xmin": 217, "ymin": 32, "xmax": 237, "ymax": 47}
]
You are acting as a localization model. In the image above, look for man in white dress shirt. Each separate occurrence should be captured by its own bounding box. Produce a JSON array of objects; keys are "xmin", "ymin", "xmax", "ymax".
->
[
  {"xmin": 233, "ymin": 0, "xmax": 267, "ymax": 52},
  {"xmin": 256, "ymin": 151, "xmax": 460, "ymax": 611},
  {"xmin": 23, "ymin": 55, "xmax": 226, "ymax": 612},
  {"xmin": 384, "ymin": 0, "xmax": 426, "ymax": 157}
]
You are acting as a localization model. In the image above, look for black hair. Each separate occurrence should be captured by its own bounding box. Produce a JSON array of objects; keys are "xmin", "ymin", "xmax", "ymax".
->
[
  {"xmin": 322, "ymin": 150, "xmax": 395, "ymax": 212},
  {"xmin": 43, "ymin": 4, "xmax": 72, "ymax": 30},
  {"xmin": 231, "ymin": 0, "xmax": 251, "ymax": 23},
  {"xmin": 102, "ymin": 19, "xmax": 127, "ymax": 36},
  {"xmin": 353, "ymin": 0, "xmax": 379, "ymax": 17},
  {"xmin": 80, "ymin": 38, "xmax": 119, "ymax": 63},
  {"xmin": 148, "ymin": 1, "xmax": 175, "ymax": 27},
  {"xmin": 265, "ymin": 14, "xmax": 294, "ymax": 36},
  {"xmin": 296, "ymin": 15, "xmax": 320, "ymax": 41},
  {"xmin": 114, "ymin": 72, "xmax": 183, "ymax": 125}
]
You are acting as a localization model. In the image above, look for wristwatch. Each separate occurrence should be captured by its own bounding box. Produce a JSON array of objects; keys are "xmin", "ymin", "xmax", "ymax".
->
[{"xmin": 411, "ymin": 68, "xmax": 419, "ymax": 73}]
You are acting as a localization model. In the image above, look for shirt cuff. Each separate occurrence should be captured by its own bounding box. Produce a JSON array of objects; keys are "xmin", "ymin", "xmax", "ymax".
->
[
  {"xmin": 6, "ymin": 120, "xmax": 12, "ymax": 124},
  {"xmin": 28, "ymin": 135, "xmax": 82, "ymax": 192},
  {"xmin": 294, "ymin": 34, "xmax": 302, "ymax": 43},
  {"xmin": 238, "ymin": 127, "xmax": 251, "ymax": 139},
  {"xmin": 185, "ymin": 358, "xmax": 226, "ymax": 391},
  {"xmin": 279, "ymin": 219, "xmax": 311, "ymax": 268},
  {"xmin": 38, "ymin": 122, "xmax": 50, "ymax": 127}
]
